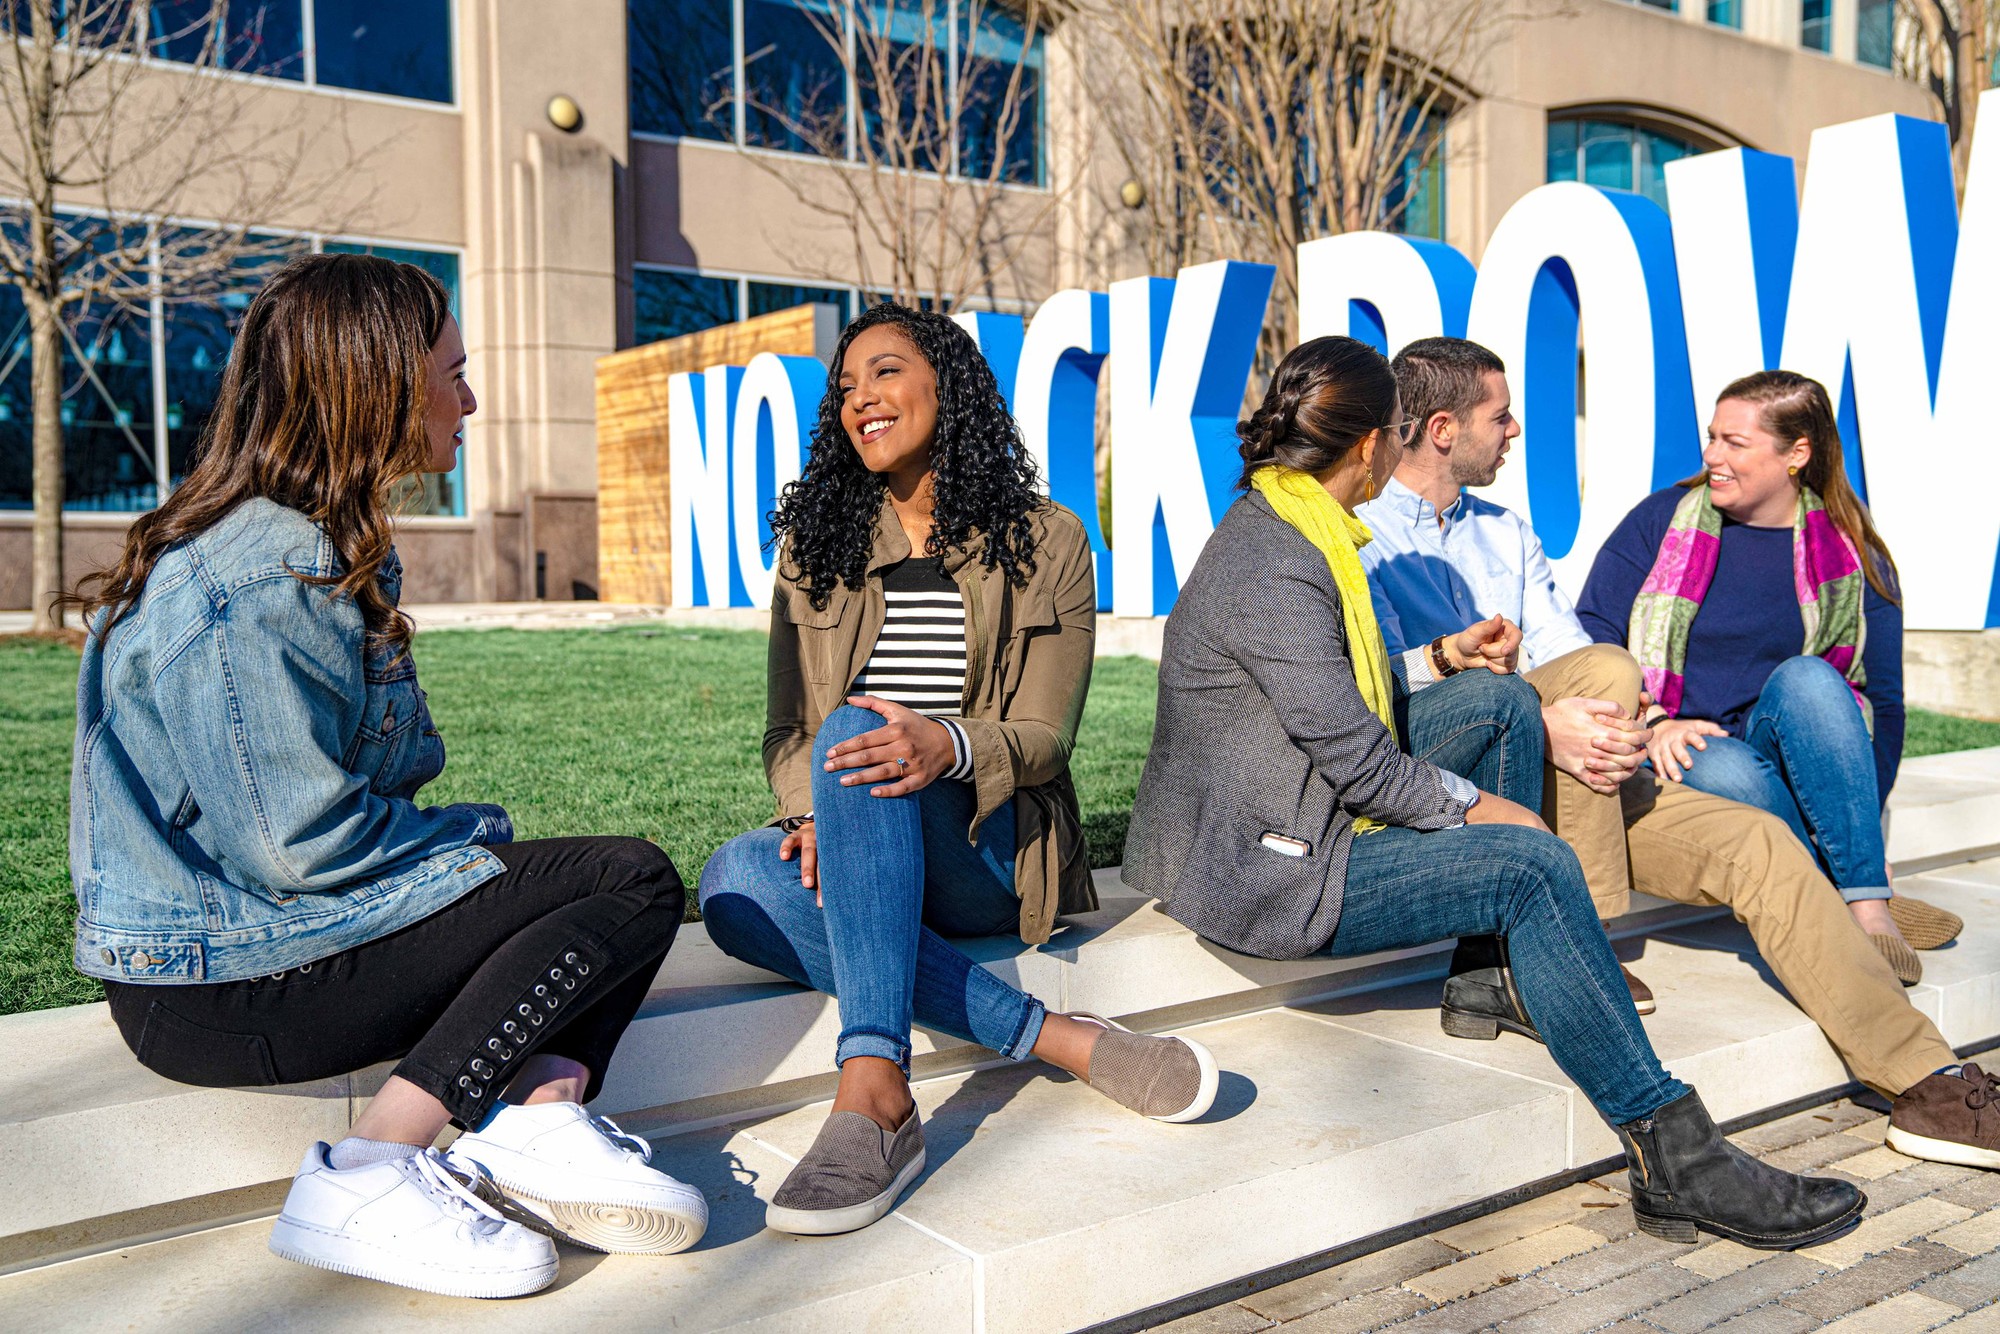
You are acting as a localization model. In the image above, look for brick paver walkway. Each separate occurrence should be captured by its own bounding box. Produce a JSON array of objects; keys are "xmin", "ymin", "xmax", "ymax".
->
[{"xmin": 1155, "ymin": 1099, "xmax": 2000, "ymax": 1332}]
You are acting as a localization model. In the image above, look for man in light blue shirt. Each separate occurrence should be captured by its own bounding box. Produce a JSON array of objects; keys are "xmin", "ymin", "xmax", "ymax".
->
[{"xmin": 1359, "ymin": 337, "xmax": 1657, "ymax": 1009}]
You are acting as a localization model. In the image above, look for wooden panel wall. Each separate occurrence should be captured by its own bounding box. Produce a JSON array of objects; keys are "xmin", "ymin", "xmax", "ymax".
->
[{"xmin": 595, "ymin": 305, "xmax": 825, "ymax": 605}]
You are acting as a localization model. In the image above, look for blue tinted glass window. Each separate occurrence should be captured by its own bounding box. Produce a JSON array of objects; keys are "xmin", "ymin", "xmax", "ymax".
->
[
  {"xmin": 60, "ymin": 300, "xmax": 158, "ymax": 512},
  {"xmin": 635, "ymin": 269, "xmax": 739, "ymax": 344},
  {"xmin": 1856, "ymin": 0, "xmax": 1893, "ymax": 66},
  {"xmin": 1546, "ymin": 119, "xmax": 1579, "ymax": 182},
  {"xmin": 747, "ymin": 281, "xmax": 850, "ymax": 317},
  {"xmin": 0, "ymin": 283, "xmax": 29, "ymax": 508},
  {"xmin": 630, "ymin": 0, "xmax": 734, "ymax": 139},
  {"xmin": 1547, "ymin": 118, "xmax": 1705, "ymax": 210},
  {"xmin": 1706, "ymin": 0, "xmax": 1740, "ymax": 27},
  {"xmin": 313, "ymin": 0, "xmax": 452, "ymax": 102},
  {"xmin": 323, "ymin": 242, "xmax": 463, "ymax": 514},
  {"xmin": 746, "ymin": 0, "xmax": 848, "ymax": 155},
  {"xmin": 858, "ymin": 2, "xmax": 950, "ymax": 171},
  {"xmin": 957, "ymin": 7, "xmax": 1043, "ymax": 185},
  {"xmin": 1801, "ymin": 0, "xmax": 1832, "ymax": 50},
  {"xmin": 151, "ymin": 0, "xmax": 305, "ymax": 79},
  {"xmin": 1386, "ymin": 116, "xmax": 1447, "ymax": 240}
]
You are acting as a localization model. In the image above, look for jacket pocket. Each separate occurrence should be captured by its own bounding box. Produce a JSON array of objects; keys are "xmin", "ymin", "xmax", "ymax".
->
[
  {"xmin": 784, "ymin": 588, "xmax": 850, "ymax": 684},
  {"xmin": 344, "ymin": 668, "xmax": 422, "ymax": 780},
  {"xmin": 134, "ymin": 1001, "xmax": 280, "ymax": 1086},
  {"xmin": 999, "ymin": 588, "xmax": 1060, "ymax": 705}
]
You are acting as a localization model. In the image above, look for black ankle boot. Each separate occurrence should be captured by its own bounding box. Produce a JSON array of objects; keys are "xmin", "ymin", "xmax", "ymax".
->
[
  {"xmin": 1617, "ymin": 1091, "xmax": 1864, "ymax": 1249},
  {"xmin": 1440, "ymin": 935, "xmax": 1543, "ymax": 1044}
]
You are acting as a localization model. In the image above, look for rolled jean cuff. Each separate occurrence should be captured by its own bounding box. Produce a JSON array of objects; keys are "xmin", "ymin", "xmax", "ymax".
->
[
  {"xmin": 999, "ymin": 996, "xmax": 1048, "ymax": 1063},
  {"xmin": 1841, "ymin": 883, "xmax": 1894, "ymax": 904},
  {"xmin": 837, "ymin": 1029, "xmax": 913, "ymax": 1072}
]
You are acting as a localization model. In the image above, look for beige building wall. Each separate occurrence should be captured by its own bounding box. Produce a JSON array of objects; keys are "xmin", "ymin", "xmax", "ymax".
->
[{"xmin": 0, "ymin": 0, "xmax": 1947, "ymax": 607}]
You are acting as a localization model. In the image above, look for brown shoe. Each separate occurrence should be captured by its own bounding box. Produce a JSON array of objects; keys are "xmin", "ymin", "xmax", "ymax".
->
[
  {"xmin": 1623, "ymin": 967, "xmax": 1657, "ymax": 1016},
  {"xmin": 1888, "ymin": 896, "xmax": 1964, "ymax": 951},
  {"xmin": 1871, "ymin": 933, "xmax": 1923, "ymax": 986},
  {"xmin": 1887, "ymin": 1064, "xmax": 2000, "ymax": 1169}
]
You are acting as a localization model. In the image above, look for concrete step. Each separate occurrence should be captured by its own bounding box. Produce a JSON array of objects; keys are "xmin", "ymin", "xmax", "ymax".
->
[
  {"xmin": 5, "ymin": 863, "xmax": 2000, "ymax": 1331},
  {"xmin": 4, "ymin": 746, "xmax": 1997, "ymax": 1270}
]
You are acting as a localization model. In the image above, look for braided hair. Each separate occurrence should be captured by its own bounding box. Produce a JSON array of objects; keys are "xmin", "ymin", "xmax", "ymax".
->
[
  {"xmin": 1237, "ymin": 336, "xmax": 1398, "ymax": 488},
  {"xmin": 768, "ymin": 303, "xmax": 1044, "ymax": 610}
]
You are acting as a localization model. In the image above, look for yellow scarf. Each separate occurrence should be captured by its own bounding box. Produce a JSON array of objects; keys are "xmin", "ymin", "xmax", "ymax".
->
[{"xmin": 1250, "ymin": 464, "xmax": 1397, "ymax": 834}]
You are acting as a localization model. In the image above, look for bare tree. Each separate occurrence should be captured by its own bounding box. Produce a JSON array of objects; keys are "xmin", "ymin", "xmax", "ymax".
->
[
  {"xmin": 0, "ymin": 0, "xmax": 371, "ymax": 632},
  {"xmin": 720, "ymin": 0, "xmax": 1067, "ymax": 313},
  {"xmin": 1899, "ymin": 0, "xmax": 1994, "ymax": 196},
  {"xmin": 1072, "ymin": 0, "xmax": 1509, "ymax": 352}
]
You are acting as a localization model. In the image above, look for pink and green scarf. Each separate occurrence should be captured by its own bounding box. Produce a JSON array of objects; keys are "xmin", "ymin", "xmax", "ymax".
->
[{"xmin": 1628, "ymin": 483, "xmax": 1869, "ymax": 730}]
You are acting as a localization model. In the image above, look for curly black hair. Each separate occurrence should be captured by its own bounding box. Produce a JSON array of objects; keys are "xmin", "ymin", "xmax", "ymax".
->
[{"xmin": 767, "ymin": 303, "xmax": 1045, "ymax": 610}]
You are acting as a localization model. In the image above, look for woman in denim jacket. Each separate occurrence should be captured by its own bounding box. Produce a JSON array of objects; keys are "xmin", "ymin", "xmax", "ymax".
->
[{"xmin": 68, "ymin": 254, "xmax": 705, "ymax": 1298}]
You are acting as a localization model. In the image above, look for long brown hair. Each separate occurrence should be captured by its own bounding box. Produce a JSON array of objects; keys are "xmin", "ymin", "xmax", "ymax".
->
[
  {"xmin": 1688, "ymin": 369, "xmax": 1900, "ymax": 604},
  {"xmin": 70, "ymin": 252, "xmax": 452, "ymax": 653}
]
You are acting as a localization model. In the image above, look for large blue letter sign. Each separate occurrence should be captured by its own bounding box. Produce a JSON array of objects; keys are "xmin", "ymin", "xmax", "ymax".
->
[
  {"xmin": 1469, "ymin": 182, "xmax": 1698, "ymax": 589},
  {"xmin": 660, "ymin": 96, "xmax": 1999, "ymax": 629},
  {"xmin": 1110, "ymin": 262, "xmax": 1275, "ymax": 617},
  {"xmin": 668, "ymin": 364, "xmax": 741, "ymax": 607},
  {"xmin": 1297, "ymin": 231, "xmax": 1475, "ymax": 354}
]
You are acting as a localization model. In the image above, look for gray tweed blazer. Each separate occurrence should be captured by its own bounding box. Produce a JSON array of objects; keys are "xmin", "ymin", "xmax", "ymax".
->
[{"xmin": 1122, "ymin": 492, "xmax": 1471, "ymax": 960}]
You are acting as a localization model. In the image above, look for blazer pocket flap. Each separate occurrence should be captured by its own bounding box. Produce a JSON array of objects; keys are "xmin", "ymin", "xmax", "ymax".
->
[
  {"xmin": 1010, "ymin": 588, "xmax": 1059, "ymax": 636},
  {"xmin": 783, "ymin": 588, "xmax": 848, "ymax": 629}
]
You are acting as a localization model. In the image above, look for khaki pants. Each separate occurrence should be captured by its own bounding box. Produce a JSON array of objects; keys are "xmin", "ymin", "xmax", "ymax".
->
[
  {"xmin": 1525, "ymin": 644, "xmax": 1955, "ymax": 1098},
  {"xmin": 1524, "ymin": 644, "xmax": 1643, "ymax": 920}
]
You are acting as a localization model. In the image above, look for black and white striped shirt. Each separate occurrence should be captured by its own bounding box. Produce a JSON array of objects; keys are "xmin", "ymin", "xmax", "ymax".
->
[{"xmin": 850, "ymin": 559, "xmax": 974, "ymax": 780}]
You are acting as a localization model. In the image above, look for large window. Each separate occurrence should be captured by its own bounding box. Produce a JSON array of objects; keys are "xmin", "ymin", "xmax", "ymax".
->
[
  {"xmin": 311, "ymin": 0, "xmax": 454, "ymax": 103},
  {"xmin": 629, "ymin": 0, "xmax": 1049, "ymax": 188},
  {"xmin": 1856, "ymin": 0, "xmax": 1893, "ymax": 67},
  {"xmin": 0, "ymin": 227, "xmax": 465, "ymax": 515},
  {"xmin": 1706, "ymin": 0, "xmax": 1741, "ymax": 29},
  {"xmin": 633, "ymin": 267, "xmax": 855, "ymax": 346},
  {"xmin": 2, "ymin": 1, "xmax": 455, "ymax": 103},
  {"xmin": 1546, "ymin": 117, "xmax": 1711, "ymax": 210},
  {"xmin": 1801, "ymin": 0, "xmax": 1833, "ymax": 52}
]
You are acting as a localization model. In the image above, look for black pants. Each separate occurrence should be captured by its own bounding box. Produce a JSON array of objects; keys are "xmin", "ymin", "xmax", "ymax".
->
[{"xmin": 105, "ymin": 837, "xmax": 683, "ymax": 1127}]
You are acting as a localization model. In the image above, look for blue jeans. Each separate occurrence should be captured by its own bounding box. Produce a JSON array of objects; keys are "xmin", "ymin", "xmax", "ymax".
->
[
  {"xmin": 1336, "ymin": 672, "xmax": 1692, "ymax": 1126},
  {"xmin": 698, "ymin": 706, "xmax": 1045, "ymax": 1072},
  {"xmin": 1674, "ymin": 657, "xmax": 1889, "ymax": 903}
]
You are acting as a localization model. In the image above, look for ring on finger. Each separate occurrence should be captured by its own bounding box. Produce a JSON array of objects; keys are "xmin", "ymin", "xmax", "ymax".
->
[{"xmin": 895, "ymin": 756, "xmax": 909, "ymax": 769}]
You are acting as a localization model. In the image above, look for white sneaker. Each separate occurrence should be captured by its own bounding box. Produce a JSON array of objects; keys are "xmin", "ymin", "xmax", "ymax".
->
[
  {"xmin": 449, "ymin": 1101, "xmax": 709, "ymax": 1255},
  {"xmin": 268, "ymin": 1144, "xmax": 558, "ymax": 1298}
]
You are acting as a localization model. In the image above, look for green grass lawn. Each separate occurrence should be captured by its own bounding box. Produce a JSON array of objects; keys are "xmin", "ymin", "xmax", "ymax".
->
[
  {"xmin": 6, "ymin": 626, "xmax": 2000, "ymax": 1017},
  {"xmin": 0, "ymin": 628, "xmax": 1161, "ymax": 1015}
]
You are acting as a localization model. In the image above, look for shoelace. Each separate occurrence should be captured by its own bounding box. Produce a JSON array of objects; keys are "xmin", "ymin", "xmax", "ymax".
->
[
  {"xmin": 409, "ymin": 1148, "xmax": 509, "ymax": 1232},
  {"xmin": 1964, "ymin": 1063, "xmax": 1999, "ymax": 1115},
  {"xmin": 589, "ymin": 1113, "xmax": 655, "ymax": 1165}
]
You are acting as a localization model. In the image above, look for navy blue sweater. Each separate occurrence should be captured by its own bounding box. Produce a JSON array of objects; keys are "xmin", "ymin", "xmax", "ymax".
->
[{"xmin": 1575, "ymin": 486, "xmax": 1905, "ymax": 803}]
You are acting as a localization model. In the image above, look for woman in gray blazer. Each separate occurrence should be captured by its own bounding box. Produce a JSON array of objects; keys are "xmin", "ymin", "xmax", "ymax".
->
[{"xmin": 1125, "ymin": 336, "xmax": 1862, "ymax": 1253}]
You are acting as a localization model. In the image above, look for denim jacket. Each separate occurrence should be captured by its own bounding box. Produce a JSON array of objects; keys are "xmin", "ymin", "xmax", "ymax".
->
[{"xmin": 71, "ymin": 497, "xmax": 512, "ymax": 985}]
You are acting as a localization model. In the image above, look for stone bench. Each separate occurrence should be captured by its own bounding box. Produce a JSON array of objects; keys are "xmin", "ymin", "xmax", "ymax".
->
[{"xmin": 6, "ymin": 746, "xmax": 2000, "ymax": 1284}]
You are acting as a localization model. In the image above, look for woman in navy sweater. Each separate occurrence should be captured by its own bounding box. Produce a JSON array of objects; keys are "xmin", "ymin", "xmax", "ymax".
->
[{"xmin": 1577, "ymin": 371, "xmax": 1954, "ymax": 985}]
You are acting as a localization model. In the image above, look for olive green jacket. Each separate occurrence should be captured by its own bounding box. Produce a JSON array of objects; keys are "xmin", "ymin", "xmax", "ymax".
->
[{"xmin": 764, "ymin": 497, "xmax": 1098, "ymax": 944}]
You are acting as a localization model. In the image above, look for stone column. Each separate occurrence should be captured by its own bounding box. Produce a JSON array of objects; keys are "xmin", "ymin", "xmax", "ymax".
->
[{"xmin": 458, "ymin": 0, "xmax": 626, "ymax": 600}]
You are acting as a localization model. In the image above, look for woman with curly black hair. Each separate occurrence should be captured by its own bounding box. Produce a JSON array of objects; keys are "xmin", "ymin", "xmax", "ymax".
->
[{"xmin": 700, "ymin": 304, "xmax": 1218, "ymax": 1236}]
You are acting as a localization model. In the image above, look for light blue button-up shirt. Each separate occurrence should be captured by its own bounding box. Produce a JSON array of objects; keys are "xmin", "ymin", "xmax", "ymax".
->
[{"xmin": 1356, "ymin": 476, "xmax": 1593, "ymax": 677}]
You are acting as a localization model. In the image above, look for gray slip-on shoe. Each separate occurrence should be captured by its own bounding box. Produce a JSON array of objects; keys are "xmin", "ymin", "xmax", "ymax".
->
[
  {"xmin": 1071, "ymin": 1014, "xmax": 1219, "ymax": 1123},
  {"xmin": 765, "ymin": 1108, "xmax": 926, "ymax": 1236}
]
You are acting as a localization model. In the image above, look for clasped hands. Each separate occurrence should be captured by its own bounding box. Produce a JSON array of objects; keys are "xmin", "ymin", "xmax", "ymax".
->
[
  {"xmin": 1442, "ymin": 617, "xmax": 1653, "ymax": 800},
  {"xmin": 779, "ymin": 694, "xmax": 956, "ymax": 900}
]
